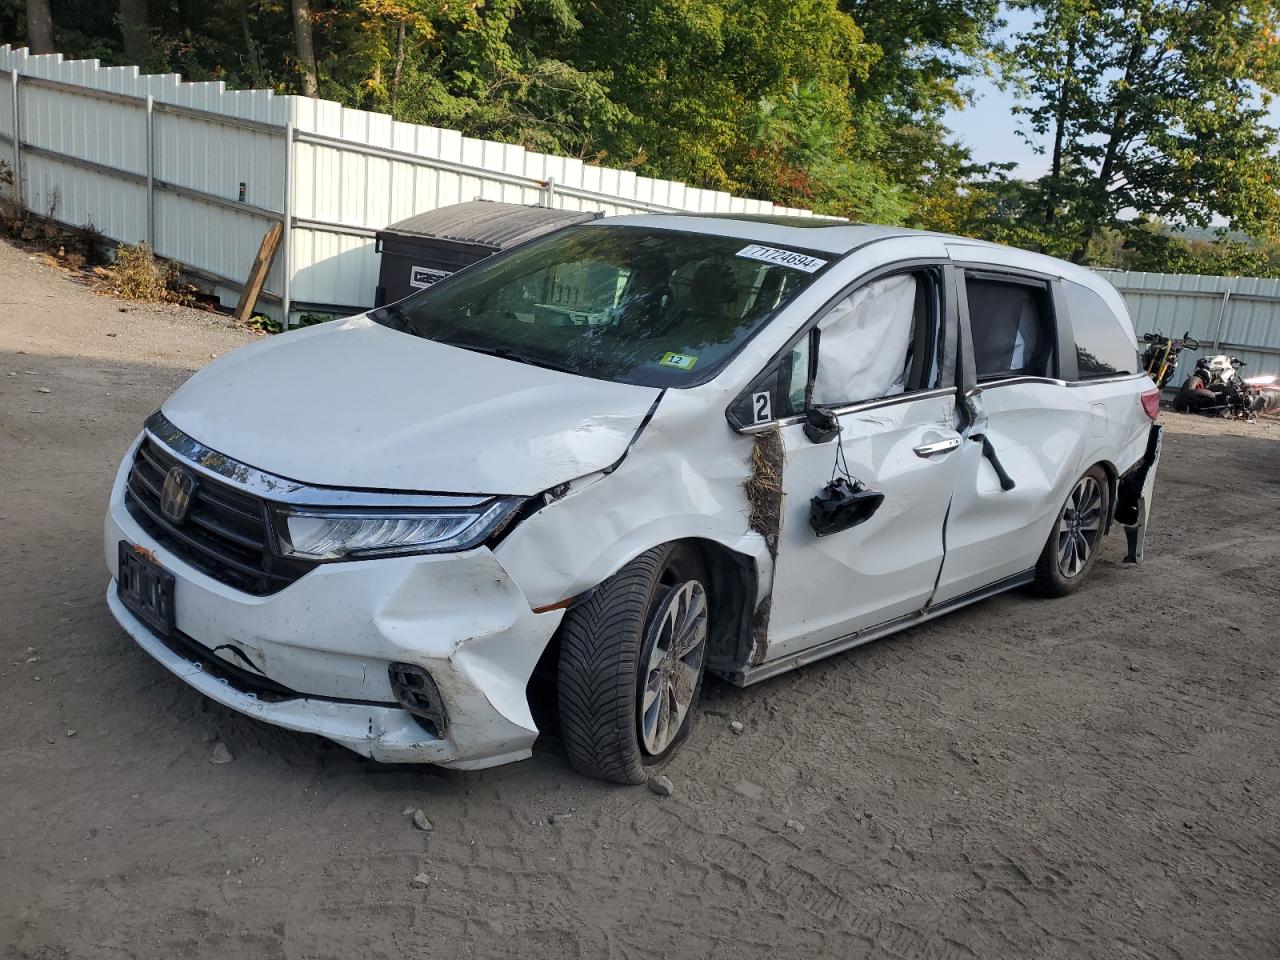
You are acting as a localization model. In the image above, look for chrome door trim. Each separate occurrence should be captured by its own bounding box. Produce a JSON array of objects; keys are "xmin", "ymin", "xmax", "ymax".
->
[{"xmin": 737, "ymin": 386, "xmax": 957, "ymax": 435}]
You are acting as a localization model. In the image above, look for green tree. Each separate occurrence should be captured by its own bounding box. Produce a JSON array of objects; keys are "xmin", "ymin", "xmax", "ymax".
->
[
  {"xmin": 565, "ymin": 0, "xmax": 916, "ymax": 218},
  {"xmin": 840, "ymin": 0, "xmax": 1003, "ymax": 199},
  {"xmin": 1009, "ymin": 0, "xmax": 1280, "ymax": 262},
  {"xmin": 2, "ymin": 0, "xmax": 1006, "ymax": 222}
]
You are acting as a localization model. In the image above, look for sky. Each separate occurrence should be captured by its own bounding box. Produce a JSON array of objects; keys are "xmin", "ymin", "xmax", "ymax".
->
[{"xmin": 944, "ymin": 74, "xmax": 1051, "ymax": 179}]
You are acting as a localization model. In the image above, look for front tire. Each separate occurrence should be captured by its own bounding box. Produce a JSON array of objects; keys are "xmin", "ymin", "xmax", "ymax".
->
[
  {"xmin": 1033, "ymin": 466, "xmax": 1110, "ymax": 597},
  {"xmin": 557, "ymin": 543, "xmax": 709, "ymax": 784}
]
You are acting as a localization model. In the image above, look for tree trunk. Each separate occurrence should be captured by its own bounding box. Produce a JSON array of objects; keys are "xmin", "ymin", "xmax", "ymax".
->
[
  {"xmin": 1043, "ymin": 32, "xmax": 1076, "ymax": 236},
  {"xmin": 119, "ymin": 0, "xmax": 150, "ymax": 67},
  {"xmin": 389, "ymin": 20, "xmax": 406, "ymax": 111},
  {"xmin": 239, "ymin": 0, "xmax": 264, "ymax": 87},
  {"xmin": 291, "ymin": 0, "xmax": 318, "ymax": 97},
  {"xmin": 25, "ymin": 0, "xmax": 55, "ymax": 54},
  {"xmin": 1070, "ymin": 40, "xmax": 1143, "ymax": 263}
]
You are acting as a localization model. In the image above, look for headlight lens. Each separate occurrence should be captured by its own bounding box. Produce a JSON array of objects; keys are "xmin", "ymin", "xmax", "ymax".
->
[{"xmin": 275, "ymin": 498, "xmax": 520, "ymax": 560}]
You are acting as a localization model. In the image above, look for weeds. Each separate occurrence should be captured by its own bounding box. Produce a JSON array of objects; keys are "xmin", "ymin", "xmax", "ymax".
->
[
  {"xmin": 246, "ymin": 314, "xmax": 282, "ymax": 334},
  {"xmin": 99, "ymin": 242, "xmax": 195, "ymax": 305},
  {"xmin": 743, "ymin": 427, "xmax": 785, "ymax": 557}
]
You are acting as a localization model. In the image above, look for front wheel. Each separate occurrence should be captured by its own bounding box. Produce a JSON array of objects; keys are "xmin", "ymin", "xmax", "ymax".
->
[
  {"xmin": 557, "ymin": 543, "xmax": 709, "ymax": 784},
  {"xmin": 1033, "ymin": 466, "xmax": 1110, "ymax": 597}
]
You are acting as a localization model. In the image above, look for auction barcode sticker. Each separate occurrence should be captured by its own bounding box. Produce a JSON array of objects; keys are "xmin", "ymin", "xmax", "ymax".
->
[{"xmin": 736, "ymin": 244, "xmax": 828, "ymax": 273}]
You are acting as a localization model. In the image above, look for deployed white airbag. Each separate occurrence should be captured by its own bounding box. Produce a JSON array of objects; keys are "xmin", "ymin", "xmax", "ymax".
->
[{"xmin": 812, "ymin": 273, "xmax": 916, "ymax": 405}]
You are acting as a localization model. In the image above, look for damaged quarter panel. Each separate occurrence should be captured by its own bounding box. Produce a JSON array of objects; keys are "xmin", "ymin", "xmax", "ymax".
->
[
  {"xmin": 932, "ymin": 382, "xmax": 1092, "ymax": 601},
  {"xmin": 494, "ymin": 387, "xmax": 769, "ymax": 613}
]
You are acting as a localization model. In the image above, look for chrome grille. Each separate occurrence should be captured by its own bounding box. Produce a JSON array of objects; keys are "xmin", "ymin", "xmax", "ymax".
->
[{"xmin": 124, "ymin": 436, "xmax": 314, "ymax": 595}]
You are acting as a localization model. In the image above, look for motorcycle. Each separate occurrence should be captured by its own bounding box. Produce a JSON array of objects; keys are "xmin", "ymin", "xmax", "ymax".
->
[
  {"xmin": 1141, "ymin": 330, "xmax": 1200, "ymax": 390},
  {"xmin": 1173, "ymin": 354, "xmax": 1271, "ymax": 421}
]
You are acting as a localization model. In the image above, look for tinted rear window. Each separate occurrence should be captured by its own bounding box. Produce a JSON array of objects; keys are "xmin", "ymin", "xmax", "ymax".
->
[
  {"xmin": 965, "ymin": 277, "xmax": 1055, "ymax": 380},
  {"xmin": 1065, "ymin": 281, "xmax": 1137, "ymax": 379}
]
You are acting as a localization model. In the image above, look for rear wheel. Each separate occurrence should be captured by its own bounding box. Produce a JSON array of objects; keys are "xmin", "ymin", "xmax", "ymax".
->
[
  {"xmin": 1033, "ymin": 466, "xmax": 1110, "ymax": 597},
  {"xmin": 557, "ymin": 543, "xmax": 709, "ymax": 784}
]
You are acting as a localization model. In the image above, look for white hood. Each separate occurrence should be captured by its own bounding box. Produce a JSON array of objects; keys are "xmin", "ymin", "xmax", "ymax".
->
[{"xmin": 161, "ymin": 316, "xmax": 661, "ymax": 496}]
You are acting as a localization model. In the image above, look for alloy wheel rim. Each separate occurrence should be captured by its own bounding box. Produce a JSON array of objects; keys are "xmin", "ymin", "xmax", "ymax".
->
[
  {"xmin": 639, "ymin": 580, "xmax": 708, "ymax": 756},
  {"xmin": 1056, "ymin": 476, "xmax": 1102, "ymax": 578}
]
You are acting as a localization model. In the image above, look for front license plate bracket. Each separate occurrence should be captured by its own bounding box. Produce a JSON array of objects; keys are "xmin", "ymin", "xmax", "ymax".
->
[{"xmin": 117, "ymin": 540, "xmax": 176, "ymax": 638}]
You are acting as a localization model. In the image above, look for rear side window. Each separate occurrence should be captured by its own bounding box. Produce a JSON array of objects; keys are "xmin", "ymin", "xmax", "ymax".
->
[
  {"xmin": 964, "ymin": 276, "xmax": 1055, "ymax": 380},
  {"xmin": 1064, "ymin": 281, "xmax": 1137, "ymax": 379}
]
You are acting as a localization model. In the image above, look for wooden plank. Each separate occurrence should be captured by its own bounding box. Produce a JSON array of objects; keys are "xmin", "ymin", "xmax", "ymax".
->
[{"xmin": 233, "ymin": 220, "xmax": 283, "ymax": 323}]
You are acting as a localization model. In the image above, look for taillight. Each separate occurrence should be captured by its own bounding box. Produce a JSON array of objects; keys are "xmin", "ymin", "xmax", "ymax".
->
[{"xmin": 1141, "ymin": 389, "xmax": 1161, "ymax": 420}]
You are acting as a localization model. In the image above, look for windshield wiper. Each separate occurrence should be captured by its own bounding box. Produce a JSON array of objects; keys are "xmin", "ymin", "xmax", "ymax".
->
[{"xmin": 439, "ymin": 340, "xmax": 581, "ymax": 376}]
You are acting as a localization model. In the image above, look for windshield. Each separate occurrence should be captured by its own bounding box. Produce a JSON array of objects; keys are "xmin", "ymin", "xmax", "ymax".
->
[{"xmin": 374, "ymin": 225, "xmax": 830, "ymax": 387}]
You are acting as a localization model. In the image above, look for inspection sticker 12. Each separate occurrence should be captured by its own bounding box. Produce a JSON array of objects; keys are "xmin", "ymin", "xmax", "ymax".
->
[
  {"xmin": 736, "ymin": 244, "xmax": 827, "ymax": 273},
  {"xmin": 660, "ymin": 351, "xmax": 698, "ymax": 370}
]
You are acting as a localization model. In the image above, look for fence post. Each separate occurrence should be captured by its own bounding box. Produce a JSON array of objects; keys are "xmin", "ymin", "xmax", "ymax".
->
[
  {"xmin": 281, "ymin": 120, "xmax": 293, "ymax": 329},
  {"xmin": 9, "ymin": 70, "xmax": 20, "ymax": 208},
  {"xmin": 1211, "ymin": 289, "xmax": 1230, "ymax": 350},
  {"xmin": 544, "ymin": 175, "xmax": 556, "ymax": 207},
  {"xmin": 145, "ymin": 94, "xmax": 155, "ymax": 247}
]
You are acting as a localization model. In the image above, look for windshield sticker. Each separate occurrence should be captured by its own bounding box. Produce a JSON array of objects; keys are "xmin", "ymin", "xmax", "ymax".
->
[
  {"xmin": 660, "ymin": 351, "xmax": 698, "ymax": 370},
  {"xmin": 736, "ymin": 244, "xmax": 827, "ymax": 273}
]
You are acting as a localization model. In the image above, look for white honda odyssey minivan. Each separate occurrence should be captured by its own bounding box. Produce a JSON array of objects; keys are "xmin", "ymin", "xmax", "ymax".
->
[{"xmin": 105, "ymin": 214, "xmax": 1162, "ymax": 783}]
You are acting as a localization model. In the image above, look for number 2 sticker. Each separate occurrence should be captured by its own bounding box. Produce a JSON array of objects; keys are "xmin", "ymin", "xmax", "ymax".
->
[{"xmin": 752, "ymin": 391, "xmax": 773, "ymax": 424}]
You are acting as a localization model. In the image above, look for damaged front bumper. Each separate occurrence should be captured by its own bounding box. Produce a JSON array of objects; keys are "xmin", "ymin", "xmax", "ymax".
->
[{"xmin": 104, "ymin": 469, "xmax": 564, "ymax": 768}]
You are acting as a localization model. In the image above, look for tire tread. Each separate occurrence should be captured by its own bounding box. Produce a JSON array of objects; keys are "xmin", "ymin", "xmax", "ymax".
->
[{"xmin": 557, "ymin": 548, "xmax": 666, "ymax": 784}]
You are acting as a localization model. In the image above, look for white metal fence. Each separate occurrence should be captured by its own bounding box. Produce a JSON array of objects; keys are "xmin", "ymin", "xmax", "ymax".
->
[
  {"xmin": 1102, "ymin": 271, "xmax": 1280, "ymax": 384},
  {"xmin": 0, "ymin": 45, "xmax": 819, "ymax": 324}
]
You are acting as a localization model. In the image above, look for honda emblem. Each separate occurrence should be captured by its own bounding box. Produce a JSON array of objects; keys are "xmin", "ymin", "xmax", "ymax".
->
[{"xmin": 160, "ymin": 465, "xmax": 197, "ymax": 523}]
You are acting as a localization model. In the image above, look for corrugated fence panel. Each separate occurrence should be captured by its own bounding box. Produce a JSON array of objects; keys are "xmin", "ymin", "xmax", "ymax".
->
[
  {"xmin": 0, "ymin": 68, "xmax": 15, "ymax": 199},
  {"xmin": 154, "ymin": 191, "xmax": 284, "ymax": 299},
  {"xmin": 20, "ymin": 79, "xmax": 146, "ymax": 174},
  {"xmin": 289, "ymin": 230, "xmax": 376, "ymax": 311},
  {"xmin": 25, "ymin": 153, "xmax": 147, "ymax": 241},
  {"xmin": 154, "ymin": 111, "xmax": 284, "ymax": 212},
  {"xmin": 1101, "ymin": 270, "xmax": 1280, "ymax": 383}
]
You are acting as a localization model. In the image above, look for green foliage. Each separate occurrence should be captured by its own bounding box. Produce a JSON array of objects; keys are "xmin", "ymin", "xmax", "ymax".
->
[
  {"xmin": 1118, "ymin": 221, "xmax": 1280, "ymax": 277},
  {"xmin": 1006, "ymin": 0, "xmax": 1280, "ymax": 262},
  {"xmin": 246, "ymin": 313, "xmax": 283, "ymax": 333},
  {"xmin": 1, "ymin": 0, "xmax": 998, "ymax": 224},
  {"xmin": 5, "ymin": 0, "xmax": 1276, "ymax": 277}
]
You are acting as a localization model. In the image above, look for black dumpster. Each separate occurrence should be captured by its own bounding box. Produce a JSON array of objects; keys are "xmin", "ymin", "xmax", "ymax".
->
[{"xmin": 374, "ymin": 200, "xmax": 602, "ymax": 306}]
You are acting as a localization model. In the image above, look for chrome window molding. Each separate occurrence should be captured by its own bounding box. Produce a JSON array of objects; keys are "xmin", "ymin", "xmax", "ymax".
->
[
  {"xmin": 738, "ymin": 386, "xmax": 956, "ymax": 434},
  {"xmin": 971, "ymin": 375, "xmax": 1065, "ymax": 390},
  {"xmin": 1065, "ymin": 372, "xmax": 1147, "ymax": 387},
  {"xmin": 143, "ymin": 411, "xmax": 495, "ymax": 508},
  {"xmin": 967, "ymin": 371, "xmax": 1147, "ymax": 393}
]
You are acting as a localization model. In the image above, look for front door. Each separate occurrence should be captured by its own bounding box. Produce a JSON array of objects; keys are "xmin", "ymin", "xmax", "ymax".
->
[{"xmin": 763, "ymin": 264, "xmax": 963, "ymax": 661}]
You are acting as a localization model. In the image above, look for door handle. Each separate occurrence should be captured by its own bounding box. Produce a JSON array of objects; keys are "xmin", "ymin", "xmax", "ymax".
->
[{"xmin": 913, "ymin": 437, "xmax": 962, "ymax": 458}]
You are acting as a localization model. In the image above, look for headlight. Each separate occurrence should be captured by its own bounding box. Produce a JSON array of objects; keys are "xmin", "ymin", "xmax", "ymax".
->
[{"xmin": 274, "ymin": 498, "xmax": 521, "ymax": 561}]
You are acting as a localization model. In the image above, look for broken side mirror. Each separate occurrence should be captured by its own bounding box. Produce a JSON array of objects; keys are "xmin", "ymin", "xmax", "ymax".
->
[
  {"xmin": 800, "ymin": 327, "xmax": 841, "ymax": 443},
  {"xmin": 809, "ymin": 477, "xmax": 884, "ymax": 536},
  {"xmin": 803, "ymin": 405, "xmax": 841, "ymax": 443}
]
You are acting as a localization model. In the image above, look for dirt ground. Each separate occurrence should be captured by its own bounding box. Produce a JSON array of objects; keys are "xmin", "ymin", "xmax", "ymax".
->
[{"xmin": 2, "ymin": 238, "xmax": 1277, "ymax": 960}]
